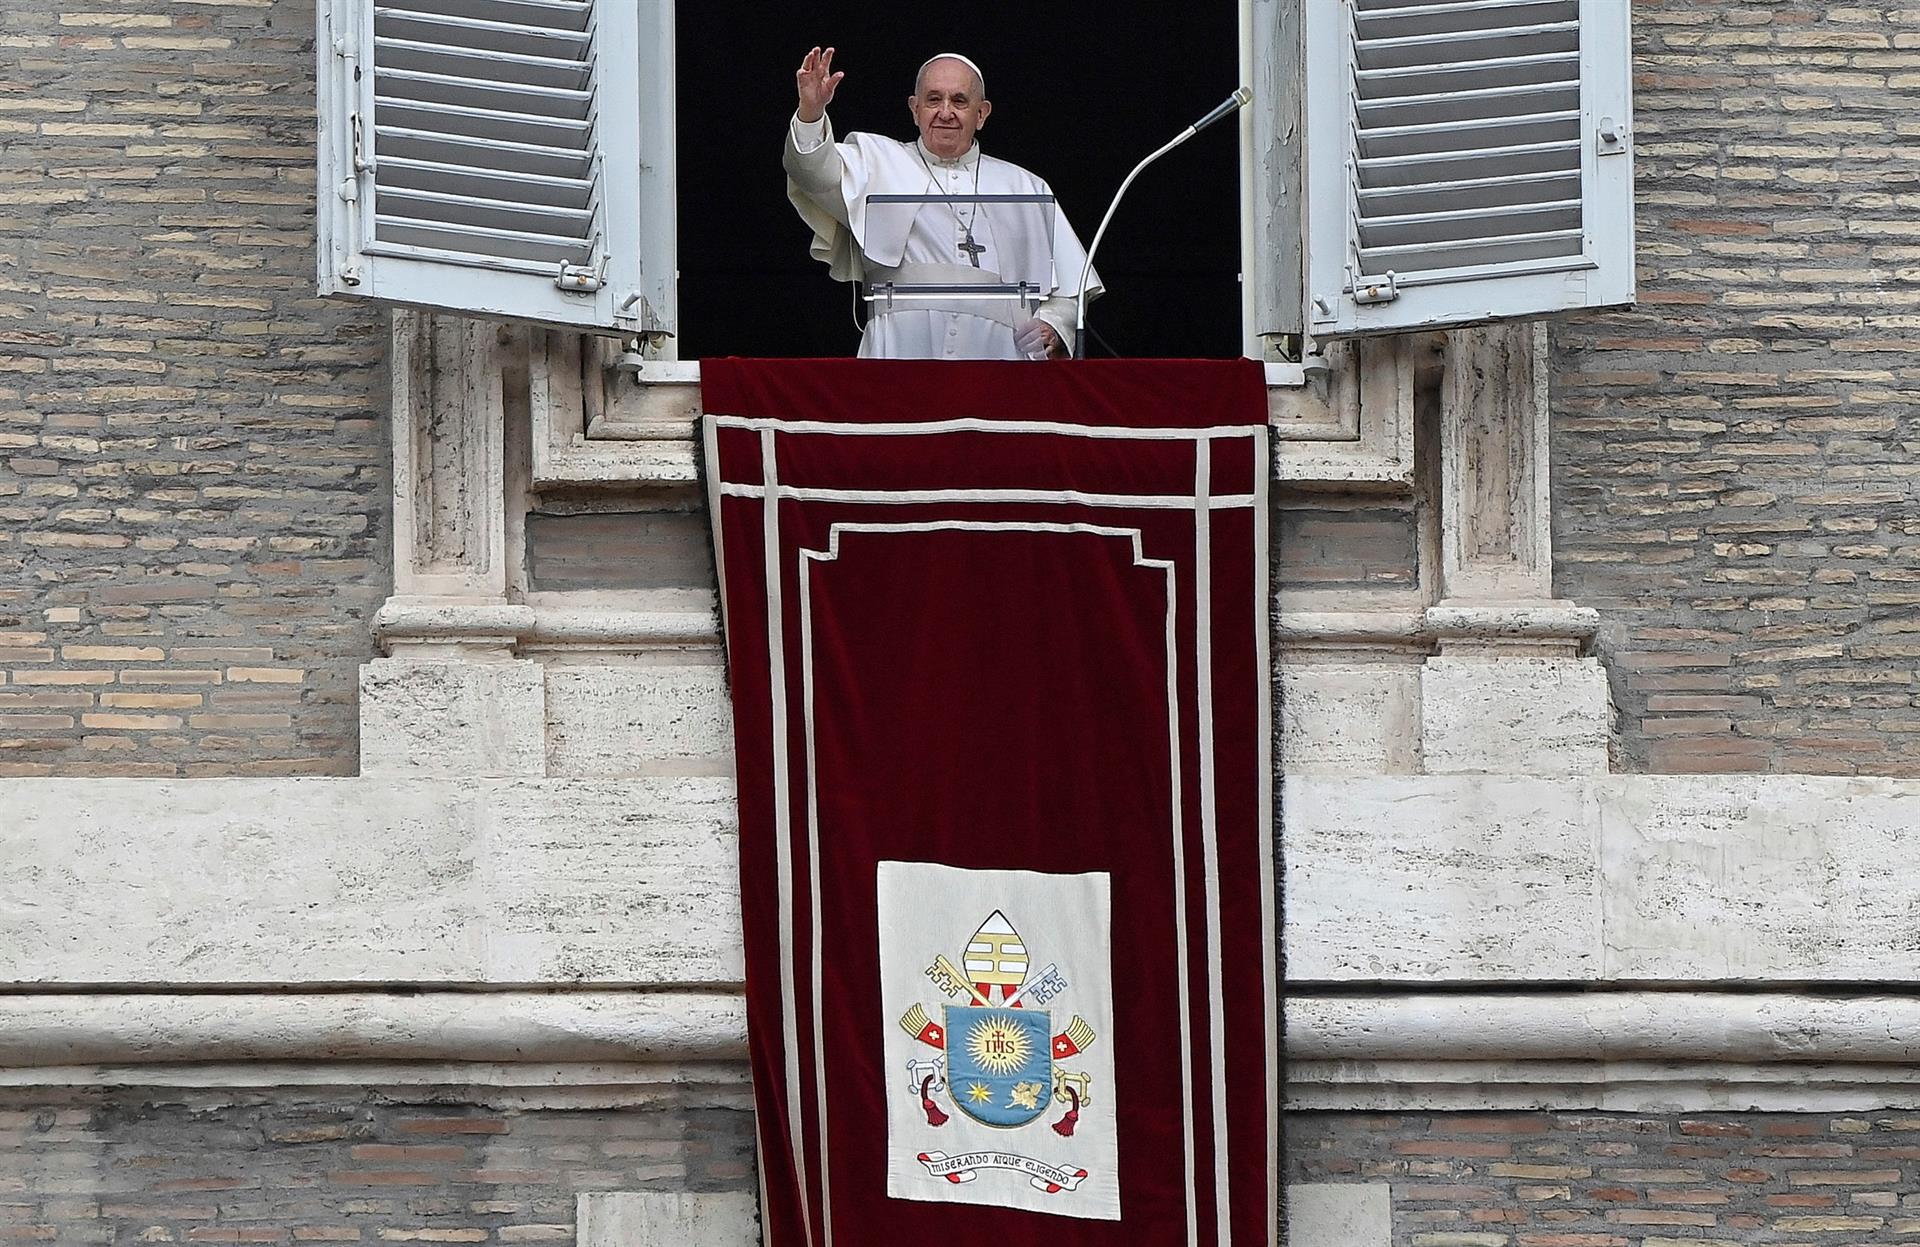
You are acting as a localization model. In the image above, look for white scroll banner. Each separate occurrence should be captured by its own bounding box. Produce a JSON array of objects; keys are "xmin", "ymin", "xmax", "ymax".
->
[{"xmin": 916, "ymin": 1150, "xmax": 1091, "ymax": 1193}]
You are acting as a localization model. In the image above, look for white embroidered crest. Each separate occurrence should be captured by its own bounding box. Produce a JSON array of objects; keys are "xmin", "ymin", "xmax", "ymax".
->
[{"xmin": 879, "ymin": 863, "xmax": 1120, "ymax": 1221}]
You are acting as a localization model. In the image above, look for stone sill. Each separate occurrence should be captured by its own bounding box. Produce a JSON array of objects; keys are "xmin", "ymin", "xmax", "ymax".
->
[
  {"xmin": 1275, "ymin": 604, "xmax": 1599, "ymax": 656},
  {"xmin": 606, "ymin": 358, "xmax": 1311, "ymax": 394},
  {"xmin": 375, "ymin": 595, "xmax": 720, "ymax": 654}
]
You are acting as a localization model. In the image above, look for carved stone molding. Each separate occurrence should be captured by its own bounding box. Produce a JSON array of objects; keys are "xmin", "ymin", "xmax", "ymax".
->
[
  {"xmin": 403, "ymin": 316, "xmax": 1613, "ymax": 777},
  {"xmin": 1417, "ymin": 320, "xmax": 1611, "ymax": 773},
  {"xmin": 0, "ymin": 991, "xmax": 747, "ymax": 1066},
  {"xmin": 1425, "ymin": 602, "xmax": 1599, "ymax": 647},
  {"xmin": 373, "ymin": 600, "xmax": 534, "ymax": 651},
  {"xmin": 1291, "ymin": 992, "xmax": 1920, "ymax": 1064},
  {"xmin": 525, "ymin": 331, "xmax": 1415, "ymax": 490},
  {"xmin": 1438, "ymin": 321, "xmax": 1554, "ymax": 605},
  {"xmin": 364, "ymin": 599, "xmax": 728, "ymax": 780},
  {"xmin": 1290, "ymin": 991, "xmax": 1920, "ymax": 1110},
  {"xmin": 1272, "ymin": 336, "xmax": 1416, "ymax": 486},
  {"xmin": 373, "ymin": 601, "xmax": 718, "ymax": 652},
  {"xmin": 391, "ymin": 311, "xmax": 510, "ymax": 599},
  {"xmin": 1275, "ymin": 606, "xmax": 1598, "ymax": 654},
  {"xmin": 378, "ymin": 313, "xmax": 548, "ymax": 770},
  {"xmin": 1273, "ymin": 607, "xmax": 1606, "ymax": 775},
  {"xmin": 529, "ymin": 334, "xmax": 700, "ymax": 487},
  {"xmin": 1289, "ymin": 1060, "xmax": 1920, "ymax": 1113}
]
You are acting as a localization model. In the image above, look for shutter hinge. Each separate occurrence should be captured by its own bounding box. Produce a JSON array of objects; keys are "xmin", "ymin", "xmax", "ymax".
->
[
  {"xmin": 326, "ymin": 10, "xmax": 366, "ymax": 289},
  {"xmin": 557, "ymin": 232, "xmax": 609, "ymax": 292},
  {"xmin": 336, "ymin": 109, "xmax": 368, "ymax": 287},
  {"xmin": 620, "ymin": 292, "xmax": 672, "ymax": 337},
  {"xmin": 557, "ymin": 259, "xmax": 606, "ymax": 292},
  {"xmin": 1353, "ymin": 271, "xmax": 1399, "ymax": 305},
  {"xmin": 1597, "ymin": 116, "xmax": 1630, "ymax": 156},
  {"xmin": 349, "ymin": 111, "xmax": 374, "ymax": 175},
  {"xmin": 613, "ymin": 294, "xmax": 675, "ymax": 370}
]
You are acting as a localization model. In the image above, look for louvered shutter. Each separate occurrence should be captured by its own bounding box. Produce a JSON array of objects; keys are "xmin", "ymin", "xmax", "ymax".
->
[
  {"xmin": 1303, "ymin": 0, "xmax": 1634, "ymax": 337},
  {"xmin": 317, "ymin": 0, "xmax": 676, "ymax": 336}
]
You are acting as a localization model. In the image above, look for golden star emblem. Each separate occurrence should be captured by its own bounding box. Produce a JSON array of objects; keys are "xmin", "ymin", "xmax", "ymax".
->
[
  {"xmin": 1008, "ymin": 1081, "xmax": 1044, "ymax": 1111},
  {"xmin": 965, "ymin": 1082, "xmax": 993, "ymax": 1104}
]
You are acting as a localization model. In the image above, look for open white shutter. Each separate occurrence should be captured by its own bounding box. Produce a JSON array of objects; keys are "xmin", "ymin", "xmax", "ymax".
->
[
  {"xmin": 317, "ymin": 0, "xmax": 676, "ymax": 337},
  {"xmin": 1304, "ymin": 0, "xmax": 1634, "ymax": 337}
]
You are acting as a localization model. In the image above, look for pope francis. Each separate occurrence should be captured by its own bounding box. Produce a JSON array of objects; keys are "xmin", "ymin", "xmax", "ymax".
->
[{"xmin": 783, "ymin": 47, "xmax": 1102, "ymax": 361}]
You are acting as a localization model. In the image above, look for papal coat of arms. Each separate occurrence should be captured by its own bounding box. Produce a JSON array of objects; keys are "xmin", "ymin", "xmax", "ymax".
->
[{"xmin": 895, "ymin": 907, "xmax": 1101, "ymax": 1196}]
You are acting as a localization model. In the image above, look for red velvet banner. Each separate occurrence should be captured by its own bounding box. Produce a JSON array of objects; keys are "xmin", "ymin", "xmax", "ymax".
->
[{"xmin": 704, "ymin": 360, "xmax": 1275, "ymax": 1247}]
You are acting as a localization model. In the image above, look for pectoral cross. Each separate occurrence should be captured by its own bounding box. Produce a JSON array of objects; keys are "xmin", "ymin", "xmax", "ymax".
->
[{"xmin": 958, "ymin": 231, "xmax": 986, "ymax": 267}]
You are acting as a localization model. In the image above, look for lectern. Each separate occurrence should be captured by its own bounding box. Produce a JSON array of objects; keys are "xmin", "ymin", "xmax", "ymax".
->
[{"xmin": 860, "ymin": 192, "xmax": 1061, "ymax": 357}]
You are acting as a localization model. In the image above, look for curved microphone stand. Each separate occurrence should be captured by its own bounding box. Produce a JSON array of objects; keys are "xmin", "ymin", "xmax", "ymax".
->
[{"xmin": 1074, "ymin": 88, "xmax": 1253, "ymax": 359}]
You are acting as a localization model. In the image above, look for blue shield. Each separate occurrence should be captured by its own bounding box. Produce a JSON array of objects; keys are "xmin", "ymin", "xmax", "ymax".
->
[{"xmin": 943, "ymin": 1006, "xmax": 1053, "ymax": 1128}]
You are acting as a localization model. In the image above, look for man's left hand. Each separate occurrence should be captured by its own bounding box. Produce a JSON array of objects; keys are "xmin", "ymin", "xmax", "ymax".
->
[{"xmin": 1018, "ymin": 320, "xmax": 1067, "ymax": 361}]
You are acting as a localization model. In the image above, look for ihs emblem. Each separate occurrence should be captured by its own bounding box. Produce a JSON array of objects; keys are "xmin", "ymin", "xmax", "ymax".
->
[{"xmin": 897, "ymin": 908, "xmax": 1098, "ymax": 1161}]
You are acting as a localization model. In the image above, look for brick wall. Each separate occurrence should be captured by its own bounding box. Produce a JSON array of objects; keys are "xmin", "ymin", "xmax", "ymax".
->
[
  {"xmin": 1552, "ymin": 0, "xmax": 1920, "ymax": 775},
  {"xmin": 7, "ymin": 0, "xmax": 1915, "ymax": 780},
  {"xmin": 0, "ymin": 1088, "xmax": 754, "ymax": 1242},
  {"xmin": 1291, "ymin": 1111, "xmax": 1920, "ymax": 1244},
  {"xmin": 0, "ymin": 0, "xmax": 388, "ymax": 777}
]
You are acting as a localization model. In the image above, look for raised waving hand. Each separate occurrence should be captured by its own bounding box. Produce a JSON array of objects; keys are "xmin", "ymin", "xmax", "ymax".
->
[{"xmin": 796, "ymin": 46, "xmax": 844, "ymax": 124}]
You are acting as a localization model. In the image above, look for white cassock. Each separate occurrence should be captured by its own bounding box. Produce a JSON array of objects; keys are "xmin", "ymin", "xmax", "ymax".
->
[{"xmin": 785, "ymin": 113, "xmax": 1103, "ymax": 360}]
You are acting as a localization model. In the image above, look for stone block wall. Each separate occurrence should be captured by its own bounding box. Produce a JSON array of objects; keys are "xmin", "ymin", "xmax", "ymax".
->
[
  {"xmin": 0, "ymin": 1088, "xmax": 755, "ymax": 1243},
  {"xmin": 1291, "ymin": 1111, "xmax": 1920, "ymax": 1244},
  {"xmin": 0, "ymin": 0, "xmax": 388, "ymax": 777},
  {"xmin": 1553, "ymin": 0, "xmax": 1920, "ymax": 776}
]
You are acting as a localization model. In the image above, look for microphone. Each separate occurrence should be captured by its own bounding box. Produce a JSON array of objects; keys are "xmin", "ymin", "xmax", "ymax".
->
[
  {"xmin": 1191, "ymin": 87, "xmax": 1255, "ymax": 137},
  {"xmin": 1075, "ymin": 88, "xmax": 1254, "ymax": 358}
]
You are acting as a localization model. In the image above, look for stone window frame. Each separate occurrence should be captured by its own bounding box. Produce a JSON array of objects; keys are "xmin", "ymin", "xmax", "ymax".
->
[{"xmin": 527, "ymin": 337, "xmax": 1416, "ymax": 492}]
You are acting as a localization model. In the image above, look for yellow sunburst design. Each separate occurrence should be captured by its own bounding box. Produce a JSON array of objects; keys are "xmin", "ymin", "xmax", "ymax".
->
[{"xmin": 966, "ymin": 1016, "xmax": 1032, "ymax": 1076}]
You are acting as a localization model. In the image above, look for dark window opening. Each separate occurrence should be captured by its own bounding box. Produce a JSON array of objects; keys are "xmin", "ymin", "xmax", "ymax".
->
[{"xmin": 677, "ymin": 6, "xmax": 1243, "ymax": 359}]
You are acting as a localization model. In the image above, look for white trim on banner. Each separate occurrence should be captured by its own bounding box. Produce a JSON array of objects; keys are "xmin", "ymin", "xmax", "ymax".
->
[
  {"xmin": 807, "ymin": 519, "xmax": 1160, "ymax": 563},
  {"xmin": 1193, "ymin": 438, "xmax": 1232, "ymax": 1245},
  {"xmin": 711, "ymin": 414, "xmax": 1267, "ymax": 442},
  {"xmin": 702, "ymin": 419, "xmax": 735, "ymax": 675},
  {"xmin": 702, "ymin": 417, "xmax": 776, "ymax": 1244},
  {"xmin": 804, "ymin": 525, "xmax": 1169, "ymax": 1228},
  {"xmin": 1162, "ymin": 530, "xmax": 1200, "ymax": 1247},
  {"xmin": 718, "ymin": 483, "xmax": 1259, "ymax": 511},
  {"xmin": 758, "ymin": 429, "xmax": 815, "ymax": 1246}
]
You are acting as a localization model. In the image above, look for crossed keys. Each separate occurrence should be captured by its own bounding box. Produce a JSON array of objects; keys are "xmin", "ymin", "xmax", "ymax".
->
[
  {"xmin": 926, "ymin": 955, "xmax": 1067, "ymax": 1009},
  {"xmin": 925, "ymin": 954, "xmax": 989, "ymax": 1005}
]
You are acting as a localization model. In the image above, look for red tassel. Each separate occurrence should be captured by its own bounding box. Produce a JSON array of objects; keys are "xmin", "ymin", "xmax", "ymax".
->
[
  {"xmin": 920, "ymin": 1074, "xmax": 949, "ymax": 1127},
  {"xmin": 1051, "ymin": 1085, "xmax": 1081, "ymax": 1137}
]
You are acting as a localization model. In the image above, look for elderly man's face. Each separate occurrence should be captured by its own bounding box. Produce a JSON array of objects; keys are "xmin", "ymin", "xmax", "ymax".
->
[{"xmin": 909, "ymin": 58, "xmax": 991, "ymax": 160}]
